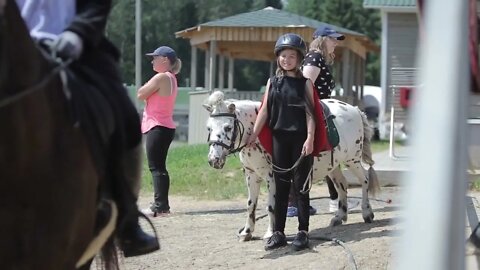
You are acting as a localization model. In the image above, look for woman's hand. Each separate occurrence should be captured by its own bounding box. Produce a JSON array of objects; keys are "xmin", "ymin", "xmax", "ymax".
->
[{"xmin": 302, "ymin": 136, "xmax": 314, "ymax": 156}]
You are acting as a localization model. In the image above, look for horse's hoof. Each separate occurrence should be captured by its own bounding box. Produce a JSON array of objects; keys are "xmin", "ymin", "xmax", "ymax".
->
[
  {"xmin": 238, "ymin": 233, "xmax": 252, "ymax": 242},
  {"xmin": 330, "ymin": 218, "xmax": 343, "ymax": 227},
  {"xmin": 363, "ymin": 213, "xmax": 374, "ymax": 223}
]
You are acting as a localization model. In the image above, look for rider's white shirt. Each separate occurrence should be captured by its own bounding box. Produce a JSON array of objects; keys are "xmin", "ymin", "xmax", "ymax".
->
[{"xmin": 15, "ymin": 0, "xmax": 75, "ymax": 40}]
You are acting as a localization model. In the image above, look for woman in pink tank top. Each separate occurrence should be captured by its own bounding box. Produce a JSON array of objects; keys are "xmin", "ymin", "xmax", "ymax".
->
[{"xmin": 138, "ymin": 46, "xmax": 182, "ymax": 216}]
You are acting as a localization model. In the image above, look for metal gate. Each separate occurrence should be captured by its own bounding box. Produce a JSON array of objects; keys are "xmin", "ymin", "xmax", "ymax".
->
[{"xmin": 388, "ymin": 67, "xmax": 418, "ymax": 160}]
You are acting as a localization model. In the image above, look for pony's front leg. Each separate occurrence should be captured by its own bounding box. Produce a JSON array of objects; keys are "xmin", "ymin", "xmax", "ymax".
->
[
  {"xmin": 329, "ymin": 167, "xmax": 348, "ymax": 226},
  {"xmin": 263, "ymin": 171, "xmax": 275, "ymax": 239},
  {"xmin": 238, "ymin": 169, "xmax": 261, "ymax": 242},
  {"xmin": 348, "ymin": 163, "xmax": 374, "ymax": 223}
]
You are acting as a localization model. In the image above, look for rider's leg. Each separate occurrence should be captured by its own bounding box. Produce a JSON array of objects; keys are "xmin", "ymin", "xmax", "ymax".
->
[
  {"xmin": 76, "ymin": 47, "xmax": 159, "ymax": 257},
  {"xmin": 115, "ymin": 143, "xmax": 160, "ymax": 257}
]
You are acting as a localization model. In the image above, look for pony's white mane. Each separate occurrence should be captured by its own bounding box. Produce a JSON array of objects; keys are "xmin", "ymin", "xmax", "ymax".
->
[{"xmin": 206, "ymin": 91, "xmax": 225, "ymax": 107}]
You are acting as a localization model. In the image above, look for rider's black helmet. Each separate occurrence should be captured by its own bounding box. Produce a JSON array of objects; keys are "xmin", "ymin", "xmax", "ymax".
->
[{"xmin": 274, "ymin": 33, "xmax": 307, "ymax": 57}]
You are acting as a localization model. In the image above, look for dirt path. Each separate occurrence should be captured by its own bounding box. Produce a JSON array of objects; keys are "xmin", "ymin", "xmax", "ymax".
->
[{"xmin": 94, "ymin": 186, "xmax": 480, "ymax": 269}]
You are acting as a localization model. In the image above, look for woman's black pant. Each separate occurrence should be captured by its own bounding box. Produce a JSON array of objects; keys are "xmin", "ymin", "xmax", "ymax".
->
[
  {"xmin": 145, "ymin": 126, "xmax": 175, "ymax": 211},
  {"xmin": 272, "ymin": 130, "xmax": 313, "ymax": 233}
]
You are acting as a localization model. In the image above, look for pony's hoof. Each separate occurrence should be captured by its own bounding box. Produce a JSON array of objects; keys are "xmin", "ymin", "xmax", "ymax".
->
[
  {"xmin": 329, "ymin": 218, "xmax": 343, "ymax": 227},
  {"xmin": 363, "ymin": 213, "xmax": 374, "ymax": 223},
  {"xmin": 237, "ymin": 227, "xmax": 253, "ymax": 242},
  {"xmin": 238, "ymin": 233, "xmax": 252, "ymax": 242}
]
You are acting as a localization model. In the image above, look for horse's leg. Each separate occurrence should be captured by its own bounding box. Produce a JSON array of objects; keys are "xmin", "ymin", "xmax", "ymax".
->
[
  {"xmin": 238, "ymin": 168, "xmax": 261, "ymax": 242},
  {"xmin": 263, "ymin": 171, "xmax": 275, "ymax": 239},
  {"xmin": 329, "ymin": 167, "xmax": 349, "ymax": 226},
  {"xmin": 347, "ymin": 162, "xmax": 375, "ymax": 223}
]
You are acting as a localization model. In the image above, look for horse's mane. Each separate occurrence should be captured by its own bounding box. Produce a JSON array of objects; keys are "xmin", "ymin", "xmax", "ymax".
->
[
  {"xmin": 207, "ymin": 91, "xmax": 262, "ymax": 117},
  {"xmin": 206, "ymin": 91, "xmax": 225, "ymax": 107}
]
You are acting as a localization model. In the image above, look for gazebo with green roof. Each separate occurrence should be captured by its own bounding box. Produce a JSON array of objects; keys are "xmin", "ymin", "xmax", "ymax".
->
[{"xmin": 175, "ymin": 7, "xmax": 378, "ymax": 105}]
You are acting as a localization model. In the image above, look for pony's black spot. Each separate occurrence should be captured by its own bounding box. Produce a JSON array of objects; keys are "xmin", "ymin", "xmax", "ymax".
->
[
  {"xmin": 245, "ymin": 228, "xmax": 251, "ymax": 233},
  {"xmin": 268, "ymin": 205, "xmax": 274, "ymax": 213},
  {"xmin": 328, "ymin": 100, "xmax": 335, "ymax": 103},
  {"xmin": 339, "ymin": 101, "xmax": 347, "ymax": 106},
  {"xmin": 248, "ymin": 200, "xmax": 252, "ymax": 206},
  {"xmin": 355, "ymin": 139, "xmax": 360, "ymax": 144}
]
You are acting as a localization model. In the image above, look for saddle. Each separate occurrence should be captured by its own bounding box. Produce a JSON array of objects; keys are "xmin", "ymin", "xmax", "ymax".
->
[{"xmin": 320, "ymin": 100, "xmax": 340, "ymax": 149}]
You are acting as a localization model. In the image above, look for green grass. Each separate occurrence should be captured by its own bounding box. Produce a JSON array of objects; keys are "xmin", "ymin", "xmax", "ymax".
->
[
  {"xmin": 470, "ymin": 176, "xmax": 480, "ymax": 191},
  {"xmin": 140, "ymin": 140, "xmax": 401, "ymax": 200},
  {"xmin": 141, "ymin": 144, "xmax": 247, "ymax": 200}
]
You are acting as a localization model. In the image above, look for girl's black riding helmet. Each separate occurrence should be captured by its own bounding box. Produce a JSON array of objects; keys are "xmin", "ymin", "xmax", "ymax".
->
[{"xmin": 274, "ymin": 33, "xmax": 307, "ymax": 57}]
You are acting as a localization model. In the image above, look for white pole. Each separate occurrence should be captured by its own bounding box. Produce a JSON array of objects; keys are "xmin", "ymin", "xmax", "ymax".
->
[
  {"xmin": 134, "ymin": 0, "xmax": 142, "ymax": 111},
  {"xmin": 396, "ymin": 1, "xmax": 470, "ymax": 270}
]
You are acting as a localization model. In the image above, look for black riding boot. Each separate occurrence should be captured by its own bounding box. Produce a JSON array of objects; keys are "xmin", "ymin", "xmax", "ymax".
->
[
  {"xmin": 150, "ymin": 172, "xmax": 170, "ymax": 214},
  {"xmin": 115, "ymin": 145, "xmax": 160, "ymax": 257}
]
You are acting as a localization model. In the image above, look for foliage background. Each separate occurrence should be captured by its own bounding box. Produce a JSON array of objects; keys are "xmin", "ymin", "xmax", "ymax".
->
[{"xmin": 106, "ymin": 0, "xmax": 381, "ymax": 91}]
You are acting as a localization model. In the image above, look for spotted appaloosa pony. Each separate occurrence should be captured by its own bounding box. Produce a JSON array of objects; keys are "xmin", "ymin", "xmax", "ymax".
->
[{"xmin": 204, "ymin": 91, "xmax": 380, "ymax": 241}]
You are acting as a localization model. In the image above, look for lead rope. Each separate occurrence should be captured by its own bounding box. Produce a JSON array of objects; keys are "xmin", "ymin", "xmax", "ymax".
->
[{"xmin": 260, "ymin": 146, "xmax": 313, "ymax": 194}]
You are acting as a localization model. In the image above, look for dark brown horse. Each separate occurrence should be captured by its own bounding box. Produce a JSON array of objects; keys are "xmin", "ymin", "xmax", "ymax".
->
[{"xmin": 0, "ymin": 1, "xmax": 117, "ymax": 269}]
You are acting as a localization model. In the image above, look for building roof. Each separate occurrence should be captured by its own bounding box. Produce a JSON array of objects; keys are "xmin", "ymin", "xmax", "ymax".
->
[
  {"xmin": 175, "ymin": 7, "xmax": 379, "ymax": 62},
  {"xmin": 363, "ymin": 0, "xmax": 417, "ymax": 8},
  {"xmin": 200, "ymin": 7, "xmax": 363, "ymax": 36}
]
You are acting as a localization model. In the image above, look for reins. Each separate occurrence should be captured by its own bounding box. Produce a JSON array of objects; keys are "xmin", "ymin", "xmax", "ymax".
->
[
  {"xmin": 259, "ymin": 145, "xmax": 313, "ymax": 194},
  {"xmin": 0, "ymin": 57, "xmax": 72, "ymax": 109}
]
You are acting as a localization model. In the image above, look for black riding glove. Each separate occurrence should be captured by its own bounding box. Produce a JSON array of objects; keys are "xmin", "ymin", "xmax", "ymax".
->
[{"xmin": 51, "ymin": 31, "xmax": 84, "ymax": 60}]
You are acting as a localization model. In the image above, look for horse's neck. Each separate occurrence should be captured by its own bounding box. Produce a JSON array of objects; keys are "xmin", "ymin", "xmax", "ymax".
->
[
  {"xmin": 236, "ymin": 101, "xmax": 260, "ymax": 144},
  {"xmin": 1, "ymin": 0, "xmax": 48, "ymax": 93}
]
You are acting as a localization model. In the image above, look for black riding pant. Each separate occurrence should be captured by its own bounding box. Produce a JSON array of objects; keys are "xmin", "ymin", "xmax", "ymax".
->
[
  {"xmin": 272, "ymin": 130, "xmax": 313, "ymax": 233},
  {"xmin": 145, "ymin": 126, "xmax": 175, "ymax": 211}
]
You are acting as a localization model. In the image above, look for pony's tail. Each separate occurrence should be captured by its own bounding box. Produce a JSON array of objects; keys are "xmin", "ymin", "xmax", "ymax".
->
[{"xmin": 357, "ymin": 107, "xmax": 380, "ymax": 197}]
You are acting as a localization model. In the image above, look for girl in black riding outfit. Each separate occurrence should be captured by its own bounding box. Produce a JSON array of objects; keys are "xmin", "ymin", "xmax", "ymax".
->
[{"xmin": 247, "ymin": 33, "xmax": 316, "ymax": 251}]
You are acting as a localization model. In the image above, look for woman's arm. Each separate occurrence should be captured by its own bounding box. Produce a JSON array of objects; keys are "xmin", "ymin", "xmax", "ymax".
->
[
  {"xmin": 303, "ymin": 81, "xmax": 316, "ymax": 155},
  {"xmin": 247, "ymin": 79, "xmax": 271, "ymax": 144},
  {"xmin": 137, "ymin": 73, "xmax": 171, "ymax": 100},
  {"xmin": 302, "ymin": 65, "xmax": 321, "ymax": 83},
  {"xmin": 66, "ymin": 0, "xmax": 112, "ymax": 48}
]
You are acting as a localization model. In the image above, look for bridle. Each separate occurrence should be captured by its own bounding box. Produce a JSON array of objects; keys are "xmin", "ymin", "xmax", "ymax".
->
[{"xmin": 207, "ymin": 112, "xmax": 246, "ymax": 155}]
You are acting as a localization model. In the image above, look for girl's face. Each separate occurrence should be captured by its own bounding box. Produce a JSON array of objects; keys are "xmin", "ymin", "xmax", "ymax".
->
[
  {"xmin": 278, "ymin": 49, "xmax": 300, "ymax": 71},
  {"xmin": 151, "ymin": 56, "xmax": 169, "ymax": 72},
  {"xmin": 324, "ymin": 37, "xmax": 338, "ymax": 54}
]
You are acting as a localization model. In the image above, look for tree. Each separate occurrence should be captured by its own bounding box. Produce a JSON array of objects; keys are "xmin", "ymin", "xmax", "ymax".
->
[{"xmin": 285, "ymin": 0, "xmax": 381, "ymax": 85}]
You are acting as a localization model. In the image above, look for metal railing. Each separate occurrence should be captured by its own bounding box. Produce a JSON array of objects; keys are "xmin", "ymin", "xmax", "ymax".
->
[{"xmin": 388, "ymin": 67, "xmax": 417, "ymax": 160}]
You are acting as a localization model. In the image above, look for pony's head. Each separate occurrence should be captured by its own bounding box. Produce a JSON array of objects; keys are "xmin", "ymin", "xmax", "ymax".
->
[{"xmin": 203, "ymin": 91, "xmax": 240, "ymax": 169}]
